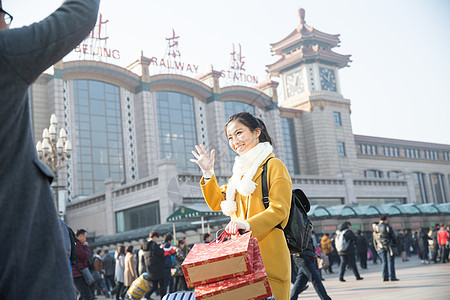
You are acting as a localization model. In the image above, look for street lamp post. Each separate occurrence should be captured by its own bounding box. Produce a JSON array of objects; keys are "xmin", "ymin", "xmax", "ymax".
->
[{"xmin": 36, "ymin": 113, "xmax": 72, "ymax": 216}]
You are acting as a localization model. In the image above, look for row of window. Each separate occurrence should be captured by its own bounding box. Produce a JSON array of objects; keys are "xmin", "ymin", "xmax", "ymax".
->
[
  {"xmin": 364, "ymin": 170, "xmax": 448, "ymax": 204},
  {"xmin": 358, "ymin": 143, "xmax": 450, "ymax": 161}
]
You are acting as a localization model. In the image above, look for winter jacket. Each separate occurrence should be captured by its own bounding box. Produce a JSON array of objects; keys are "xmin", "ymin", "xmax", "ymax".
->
[
  {"xmin": 143, "ymin": 240, "xmax": 165, "ymax": 280},
  {"xmin": 124, "ymin": 252, "xmax": 137, "ymax": 286},
  {"xmin": 320, "ymin": 235, "xmax": 332, "ymax": 255},
  {"xmin": 201, "ymin": 154, "xmax": 292, "ymax": 300},
  {"xmin": 375, "ymin": 223, "xmax": 396, "ymax": 250},
  {"xmin": 355, "ymin": 234, "xmax": 368, "ymax": 253},
  {"xmin": 102, "ymin": 254, "xmax": 115, "ymax": 276},
  {"xmin": 438, "ymin": 228, "xmax": 450, "ymax": 246},
  {"xmin": 337, "ymin": 223, "xmax": 356, "ymax": 255},
  {"xmin": 114, "ymin": 254, "xmax": 125, "ymax": 283},
  {"xmin": 163, "ymin": 242, "xmax": 176, "ymax": 268},
  {"xmin": 72, "ymin": 240, "xmax": 90, "ymax": 279}
]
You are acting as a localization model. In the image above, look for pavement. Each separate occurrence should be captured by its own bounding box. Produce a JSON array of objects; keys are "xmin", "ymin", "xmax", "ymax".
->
[
  {"xmin": 294, "ymin": 256, "xmax": 450, "ymax": 300},
  {"xmin": 93, "ymin": 256, "xmax": 449, "ymax": 300}
]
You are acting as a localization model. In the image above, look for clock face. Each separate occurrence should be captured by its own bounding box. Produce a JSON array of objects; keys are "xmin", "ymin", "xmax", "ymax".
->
[
  {"xmin": 319, "ymin": 67, "xmax": 337, "ymax": 92},
  {"xmin": 286, "ymin": 69, "xmax": 304, "ymax": 97}
]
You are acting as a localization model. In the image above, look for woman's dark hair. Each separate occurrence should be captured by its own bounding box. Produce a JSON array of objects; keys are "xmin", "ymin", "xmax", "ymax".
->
[
  {"xmin": 126, "ymin": 245, "xmax": 134, "ymax": 253},
  {"xmin": 150, "ymin": 231, "xmax": 159, "ymax": 238},
  {"xmin": 117, "ymin": 245, "xmax": 125, "ymax": 256},
  {"xmin": 224, "ymin": 112, "xmax": 274, "ymax": 146}
]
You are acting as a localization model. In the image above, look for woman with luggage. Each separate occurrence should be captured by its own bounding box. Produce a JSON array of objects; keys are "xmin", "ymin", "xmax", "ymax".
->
[{"xmin": 191, "ymin": 112, "xmax": 292, "ymax": 299}]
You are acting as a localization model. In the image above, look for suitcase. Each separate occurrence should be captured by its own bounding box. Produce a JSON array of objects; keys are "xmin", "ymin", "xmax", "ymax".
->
[{"xmin": 127, "ymin": 272, "xmax": 152, "ymax": 300}]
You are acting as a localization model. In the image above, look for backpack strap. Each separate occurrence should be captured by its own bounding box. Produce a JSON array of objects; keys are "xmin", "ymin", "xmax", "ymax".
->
[
  {"xmin": 261, "ymin": 157, "xmax": 273, "ymax": 209},
  {"xmin": 261, "ymin": 157, "xmax": 282, "ymax": 230}
]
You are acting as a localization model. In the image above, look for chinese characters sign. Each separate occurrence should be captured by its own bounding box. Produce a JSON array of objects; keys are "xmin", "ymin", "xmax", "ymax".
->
[{"xmin": 74, "ymin": 14, "xmax": 120, "ymax": 60}]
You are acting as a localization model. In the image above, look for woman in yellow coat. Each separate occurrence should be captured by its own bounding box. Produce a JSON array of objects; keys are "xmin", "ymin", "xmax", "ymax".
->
[{"xmin": 190, "ymin": 112, "xmax": 292, "ymax": 300}]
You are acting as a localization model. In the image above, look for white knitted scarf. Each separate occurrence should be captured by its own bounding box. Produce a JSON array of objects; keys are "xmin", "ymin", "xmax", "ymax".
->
[{"xmin": 220, "ymin": 142, "xmax": 273, "ymax": 216}]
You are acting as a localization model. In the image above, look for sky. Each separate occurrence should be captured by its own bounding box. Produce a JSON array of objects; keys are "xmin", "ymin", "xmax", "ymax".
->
[{"xmin": 5, "ymin": 0, "xmax": 450, "ymax": 145}]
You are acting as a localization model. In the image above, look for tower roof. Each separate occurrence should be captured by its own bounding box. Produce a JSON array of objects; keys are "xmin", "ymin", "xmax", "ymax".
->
[{"xmin": 267, "ymin": 8, "xmax": 351, "ymax": 75}]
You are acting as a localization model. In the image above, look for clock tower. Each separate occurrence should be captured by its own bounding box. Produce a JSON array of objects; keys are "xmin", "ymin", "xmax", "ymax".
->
[{"xmin": 267, "ymin": 8, "xmax": 358, "ymax": 177}]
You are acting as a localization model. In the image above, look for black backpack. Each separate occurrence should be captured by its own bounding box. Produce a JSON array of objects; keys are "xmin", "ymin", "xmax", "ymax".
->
[
  {"xmin": 67, "ymin": 226, "xmax": 78, "ymax": 266},
  {"xmin": 262, "ymin": 158, "xmax": 313, "ymax": 253}
]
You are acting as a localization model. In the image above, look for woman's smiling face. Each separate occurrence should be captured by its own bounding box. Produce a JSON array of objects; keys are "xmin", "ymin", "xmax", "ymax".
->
[{"xmin": 226, "ymin": 120, "xmax": 261, "ymax": 155}]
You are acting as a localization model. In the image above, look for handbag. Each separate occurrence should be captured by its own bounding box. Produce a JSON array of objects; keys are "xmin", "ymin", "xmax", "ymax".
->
[
  {"xmin": 261, "ymin": 158, "xmax": 313, "ymax": 253},
  {"xmin": 79, "ymin": 267, "xmax": 96, "ymax": 286},
  {"xmin": 317, "ymin": 255, "xmax": 330, "ymax": 269}
]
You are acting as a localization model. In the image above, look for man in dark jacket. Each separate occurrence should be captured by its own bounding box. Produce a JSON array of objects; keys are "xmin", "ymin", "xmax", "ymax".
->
[
  {"xmin": 337, "ymin": 222, "xmax": 363, "ymax": 282},
  {"xmin": 102, "ymin": 250, "xmax": 116, "ymax": 291},
  {"xmin": 144, "ymin": 231, "xmax": 165, "ymax": 299},
  {"xmin": 290, "ymin": 237, "xmax": 331, "ymax": 300},
  {"xmin": 430, "ymin": 223, "xmax": 440, "ymax": 263},
  {"xmin": 355, "ymin": 230, "xmax": 368, "ymax": 269},
  {"xmin": 0, "ymin": 0, "xmax": 99, "ymax": 298},
  {"xmin": 72, "ymin": 229, "xmax": 94, "ymax": 300},
  {"xmin": 374, "ymin": 215, "xmax": 399, "ymax": 281}
]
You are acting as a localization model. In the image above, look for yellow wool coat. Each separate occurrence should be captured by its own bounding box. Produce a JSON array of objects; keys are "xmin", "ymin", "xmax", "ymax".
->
[{"xmin": 201, "ymin": 154, "xmax": 292, "ymax": 300}]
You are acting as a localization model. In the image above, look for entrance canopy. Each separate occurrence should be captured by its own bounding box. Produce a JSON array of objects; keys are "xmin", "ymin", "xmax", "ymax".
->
[{"xmin": 167, "ymin": 204, "xmax": 223, "ymax": 222}]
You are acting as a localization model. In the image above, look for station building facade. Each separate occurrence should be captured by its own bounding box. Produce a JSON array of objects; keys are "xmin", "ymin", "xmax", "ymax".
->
[{"xmin": 30, "ymin": 9, "xmax": 450, "ymax": 244}]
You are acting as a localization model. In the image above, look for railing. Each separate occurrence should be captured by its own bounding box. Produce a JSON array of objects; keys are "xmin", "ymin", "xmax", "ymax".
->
[{"xmin": 113, "ymin": 177, "xmax": 158, "ymax": 197}]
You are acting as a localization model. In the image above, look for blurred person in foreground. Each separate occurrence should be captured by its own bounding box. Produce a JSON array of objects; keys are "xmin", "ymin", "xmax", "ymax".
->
[{"xmin": 0, "ymin": 0, "xmax": 99, "ymax": 298}]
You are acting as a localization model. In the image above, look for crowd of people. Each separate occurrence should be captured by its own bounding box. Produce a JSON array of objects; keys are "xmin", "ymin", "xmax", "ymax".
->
[
  {"xmin": 71, "ymin": 229, "xmax": 204, "ymax": 299},
  {"xmin": 60, "ymin": 217, "xmax": 450, "ymax": 300},
  {"xmin": 289, "ymin": 216, "xmax": 450, "ymax": 299}
]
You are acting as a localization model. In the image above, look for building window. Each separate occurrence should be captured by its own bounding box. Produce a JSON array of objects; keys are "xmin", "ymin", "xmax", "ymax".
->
[
  {"xmin": 413, "ymin": 172, "xmax": 428, "ymax": 203},
  {"xmin": 444, "ymin": 151, "xmax": 450, "ymax": 161},
  {"xmin": 116, "ymin": 201, "xmax": 160, "ymax": 233},
  {"xmin": 337, "ymin": 142, "xmax": 346, "ymax": 157},
  {"xmin": 430, "ymin": 173, "xmax": 447, "ymax": 203},
  {"xmin": 383, "ymin": 146, "xmax": 399, "ymax": 157},
  {"xmin": 73, "ymin": 80, "xmax": 125, "ymax": 196},
  {"xmin": 281, "ymin": 117, "xmax": 300, "ymax": 175},
  {"xmin": 156, "ymin": 91, "xmax": 198, "ymax": 172},
  {"xmin": 365, "ymin": 169, "xmax": 383, "ymax": 178},
  {"xmin": 388, "ymin": 171, "xmax": 401, "ymax": 179},
  {"xmin": 333, "ymin": 112, "xmax": 342, "ymax": 126}
]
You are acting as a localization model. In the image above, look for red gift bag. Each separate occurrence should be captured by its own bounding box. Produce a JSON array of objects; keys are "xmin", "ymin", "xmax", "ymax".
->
[
  {"xmin": 194, "ymin": 238, "xmax": 272, "ymax": 300},
  {"xmin": 182, "ymin": 232, "xmax": 254, "ymax": 287}
]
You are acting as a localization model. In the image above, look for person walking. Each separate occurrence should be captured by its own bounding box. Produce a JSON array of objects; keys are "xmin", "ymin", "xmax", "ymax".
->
[
  {"xmin": 374, "ymin": 215, "xmax": 399, "ymax": 281},
  {"xmin": 137, "ymin": 240, "xmax": 147, "ymax": 276},
  {"xmin": 93, "ymin": 249, "xmax": 110, "ymax": 297},
  {"xmin": 173, "ymin": 239, "xmax": 189, "ymax": 291},
  {"xmin": 355, "ymin": 230, "xmax": 368, "ymax": 269},
  {"xmin": 124, "ymin": 246, "xmax": 137, "ymax": 297},
  {"xmin": 290, "ymin": 237, "xmax": 332, "ymax": 300},
  {"xmin": 0, "ymin": 0, "xmax": 99, "ymax": 298},
  {"xmin": 162, "ymin": 234, "xmax": 176, "ymax": 294},
  {"xmin": 102, "ymin": 249, "xmax": 116, "ymax": 292},
  {"xmin": 72, "ymin": 229, "xmax": 94, "ymax": 300},
  {"xmin": 320, "ymin": 233, "xmax": 333, "ymax": 273},
  {"xmin": 336, "ymin": 221, "xmax": 363, "ymax": 282},
  {"xmin": 397, "ymin": 230, "xmax": 409, "ymax": 262},
  {"xmin": 191, "ymin": 112, "xmax": 292, "ymax": 300},
  {"xmin": 144, "ymin": 231, "xmax": 166, "ymax": 299},
  {"xmin": 418, "ymin": 228, "xmax": 431, "ymax": 264},
  {"xmin": 437, "ymin": 224, "xmax": 449, "ymax": 263},
  {"xmin": 429, "ymin": 224, "xmax": 440, "ymax": 263},
  {"xmin": 112, "ymin": 245, "xmax": 125, "ymax": 300}
]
